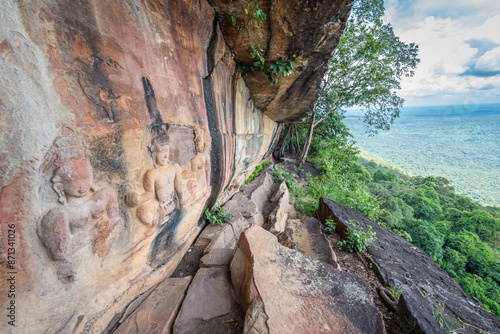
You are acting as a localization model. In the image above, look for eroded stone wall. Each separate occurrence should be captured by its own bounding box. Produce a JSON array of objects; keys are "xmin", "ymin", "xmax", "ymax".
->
[
  {"xmin": 0, "ymin": 0, "xmax": 350, "ymax": 332},
  {"xmin": 0, "ymin": 0, "xmax": 278, "ymax": 332}
]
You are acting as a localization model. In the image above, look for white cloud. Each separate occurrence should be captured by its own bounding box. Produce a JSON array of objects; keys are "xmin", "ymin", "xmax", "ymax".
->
[
  {"xmin": 476, "ymin": 47, "xmax": 500, "ymax": 71},
  {"xmin": 382, "ymin": 1, "xmax": 500, "ymax": 105}
]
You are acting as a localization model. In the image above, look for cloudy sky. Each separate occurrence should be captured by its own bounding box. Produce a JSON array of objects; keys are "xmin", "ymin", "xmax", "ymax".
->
[{"xmin": 383, "ymin": 0, "xmax": 500, "ymax": 106}]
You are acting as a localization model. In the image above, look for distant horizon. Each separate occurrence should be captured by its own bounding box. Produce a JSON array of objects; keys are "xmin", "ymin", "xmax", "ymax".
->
[
  {"xmin": 344, "ymin": 103, "xmax": 500, "ymax": 207},
  {"xmin": 345, "ymin": 102, "xmax": 500, "ymax": 116}
]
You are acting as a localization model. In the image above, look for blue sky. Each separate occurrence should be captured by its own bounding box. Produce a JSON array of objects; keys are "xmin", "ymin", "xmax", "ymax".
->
[{"xmin": 383, "ymin": 0, "xmax": 500, "ymax": 106}]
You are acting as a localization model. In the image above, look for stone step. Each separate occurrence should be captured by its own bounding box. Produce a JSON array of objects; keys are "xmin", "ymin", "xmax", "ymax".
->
[
  {"xmin": 173, "ymin": 267, "xmax": 244, "ymax": 334},
  {"xmin": 113, "ymin": 276, "xmax": 192, "ymax": 334},
  {"xmin": 286, "ymin": 217, "xmax": 339, "ymax": 268}
]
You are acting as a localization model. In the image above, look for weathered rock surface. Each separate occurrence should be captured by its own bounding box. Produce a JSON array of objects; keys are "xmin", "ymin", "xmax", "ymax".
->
[
  {"xmin": 0, "ymin": 0, "xmax": 353, "ymax": 331},
  {"xmin": 318, "ymin": 197, "xmax": 500, "ymax": 334},
  {"xmin": 222, "ymin": 191, "xmax": 264, "ymax": 226},
  {"xmin": 113, "ymin": 276, "xmax": 192, "ymax": 334},
  {"xmin": 286, "ymin": 217, "xmax": 338, "ymax": 268},
  {"xmin": 242, "ymin": 170, "xmax": 275, "ymax": 212},
  {"xmin": 208, "ymin": 0, "xmax": 353, "ymax": 122},
  {"xmin": 173, "ymin": 267, "xmax": 243, "ymax": 334},
  {"xmin": 201, "ymin": 248, "xmax": 234, "ymax": 267},
  {"xmin": 265, "ymin": 181, "xmax": 289, "ymax": 233},
  {"xmin": 230, "ymin": 225, "xmax": 386, "ymax": 334}
]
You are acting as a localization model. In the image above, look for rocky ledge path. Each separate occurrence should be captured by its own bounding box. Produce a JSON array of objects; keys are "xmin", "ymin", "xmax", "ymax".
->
[{"xmin": 108, "ymin": 162, "xmax": 500, "ymax": 334}]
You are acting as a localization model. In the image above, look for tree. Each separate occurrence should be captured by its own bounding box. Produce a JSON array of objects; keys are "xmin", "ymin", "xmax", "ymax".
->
[{"xmin": 297, "ymin": 0, "xmax": 419, "ymax": 164}]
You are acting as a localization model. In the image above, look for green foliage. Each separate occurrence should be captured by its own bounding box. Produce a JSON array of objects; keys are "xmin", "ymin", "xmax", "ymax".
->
[
  {"xmin": 446, "ymin": 231, "xmax": 494, "ymax": 276},
  {"xmin": 338, "ymin": 220, "xmax": 376, "ymax": 252},
  {"xmin": 232, "ymin": 3, "xmax": 298, "ymax": 85},
  {"xmin": 393, "ymin": 229, "xmax": 412, "ymax": 242},
  {"xmin": 244, "ymin": 160, "xmax": 270, "ymax": 184},
  {"xmin": 271, "ymin": 167, "xmax": 296, "ymax": 188},
  {"xmin": 388, "ymin": 287, "xmax": 402, "ymax": 299},
  {"xmin": 456, "ymin": 274, "xmax": 500, "ymax": 316},
  {"xmin": 231, "ymin": 2, "xmax": 267, "ymax": 27},
  {"xmin": 357, "ymin": 159, "xmax": 500, "ymax": 316},
  {"xmin": 205, "ymin": 202, "xmax": 233, "ymax": 225},
  {"xmin": 324, "ymin": 219, "xmax": 336, "ymax": 234},
  {"xmin": 404, "ymin": 219, "xmax": 444, "ymax": 261},
  {"xmin": 291, "ymin": 136, "xmax": 385, "ymax": 220},
  {"xmin": 318, "ymin": 0, "xmax": 419, "ymax": 135},
  {"xmin": 238, "ymin": 46, "xmax": 299, "ymax": 85}
]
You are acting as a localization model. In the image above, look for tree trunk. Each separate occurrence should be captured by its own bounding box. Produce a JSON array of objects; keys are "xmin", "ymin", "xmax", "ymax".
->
[
  {"xmin": 290, "ymin": 124, "xmax": 296, "ymax": 154},
  {"xmin": 294, "ymin": 125, "xmax": 301, "ymax": 155},
  {"xmin": 277, "ymin": 123, "xmax": 293, "ymax": 159},
  {"xmin": 298, "ymin": 110, "xmax": 316, "ymax": 166}
]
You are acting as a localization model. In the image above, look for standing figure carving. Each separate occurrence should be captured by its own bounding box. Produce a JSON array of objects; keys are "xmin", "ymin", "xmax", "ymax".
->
[
  {"xmin": 126, "ymin": 134, "xmax": 184, "ymax": 228},
  {"xmin": 183, "ymin": 127, "xmax": 211, "ymax": 202},
  {"xmin": 38, "ymin": 139, "xmax": 123, "ymax": 284}
]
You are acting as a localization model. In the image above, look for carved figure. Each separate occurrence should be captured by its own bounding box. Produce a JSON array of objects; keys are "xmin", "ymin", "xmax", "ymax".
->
[
  {"xmin": 126, "ymin": 134, "xmax": 184, "ymax": 227},
  {"xmin": 38, "ymin": 154, "xmax": 122, "ymax": 284},
  {"xmin": 183, "ymin": 127, "xmax": 211, "ymax": 201}
]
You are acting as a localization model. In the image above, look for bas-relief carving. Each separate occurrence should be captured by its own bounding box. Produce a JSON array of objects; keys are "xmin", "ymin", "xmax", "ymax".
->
[
  {"xmin": 126, "ymin": 127, "xmax": 211, "ymax": 232},
  {"xmin": 183, "ymin": 127, "xmax": 211, "ymax": 203},
  {"xmin": 37, "ymin": 135, "xmax": 123, "ymax": 284},
  {"xmin": 125, "ymin": 134, "xmax": 185, "ymax": 229}
]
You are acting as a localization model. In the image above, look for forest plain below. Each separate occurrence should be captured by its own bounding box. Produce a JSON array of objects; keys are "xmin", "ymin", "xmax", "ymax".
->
[{"xmin": 344, "ymin": 103, "xmax": 500, "ymax": 207}]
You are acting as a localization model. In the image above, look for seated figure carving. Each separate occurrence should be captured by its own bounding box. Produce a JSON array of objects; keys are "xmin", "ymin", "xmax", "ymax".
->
[
  {"xmin": 126, "ymin": 134, "xmax": 184, "ymax": 228},
  {"xmin": 38, "ymin": 155, "xmax": 122, "ymax": 284}
]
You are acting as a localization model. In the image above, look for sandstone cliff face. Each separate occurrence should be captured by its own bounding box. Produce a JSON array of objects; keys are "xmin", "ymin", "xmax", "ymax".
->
[{"xmin": 0, "ymin": 0, "xmax": 350, "ymax": 332}]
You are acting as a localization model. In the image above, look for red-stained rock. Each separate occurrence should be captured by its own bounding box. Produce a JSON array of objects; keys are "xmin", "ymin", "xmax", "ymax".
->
[
  {"xmin": 113, "ymin": 276, "xmax": 192, "ymax": 334},
  {"xmin": 173, "ymin": 267, "xmax": 239, "ymax": 334},
  {"xmin": 0, "ymin": 0, "xmax": 353, "ymax": 332},
  {"xmin": 230, "ymin": 225, "xmax": 386, "ymax": 334}
]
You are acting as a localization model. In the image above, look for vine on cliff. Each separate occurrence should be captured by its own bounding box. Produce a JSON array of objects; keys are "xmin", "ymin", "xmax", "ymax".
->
[{"xmin": 230, "ymin": 2, "xmax": 299, "ymax": 85}]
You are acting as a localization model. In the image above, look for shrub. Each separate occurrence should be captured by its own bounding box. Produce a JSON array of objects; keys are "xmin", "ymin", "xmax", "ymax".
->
[
  {"xmin": 324, "ymin": 219, "xmax": 336, "ymax": 234},
  {"xmin": 393, "ymin": 229, "xmax": 412, "ymax": 242},
  {"xmin": 205, "ymin": 202, "xmax": 233, "ymax": 225},
  {"xmin": 338, "ymin": 220, "xmax": 376, "ymax": 252},
  {"xmin": 271, "ymin": 167, "xmax": 296, "ymax": 188}
]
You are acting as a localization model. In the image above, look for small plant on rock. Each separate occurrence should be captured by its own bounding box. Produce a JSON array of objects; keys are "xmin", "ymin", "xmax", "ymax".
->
[
  {"xmin": 271, "ymin": 167, "xmax": 296, "ymax": 188},
  {"xmin": 244, "ymin": 160, "xmax": 270, "ymax": 184},
  {"xmin": 338, "ymin": 220, "xmax": 376, "ymax": 252},
  {"xmin": 393, "ymin": 229, "xmax": 412, "ymax": 242},
  {"xmin": 324, "ymin": 219, "xmax": 336, "ymax": 234},
  {"xmin": 388, "ymin": 287, "xmax": 402, "ymax": 299},
  {"xmin": 205, "ymin": 202, "xmax": 233, "ymax": 225}
]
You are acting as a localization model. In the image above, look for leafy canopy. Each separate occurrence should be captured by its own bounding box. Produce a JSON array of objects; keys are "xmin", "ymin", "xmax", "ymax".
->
[{"xmin": 318, "ymin": 0, "xmax": 419, "ymax": 134}]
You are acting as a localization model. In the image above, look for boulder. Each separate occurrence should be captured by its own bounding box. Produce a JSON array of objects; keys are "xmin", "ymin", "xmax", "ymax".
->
[
  {"xmin": 230, "ymin": 225, "xmax": 386, "ymax": 334},
  {"xmin": 242, "ymin": 171, "xmax": 275, "ymax": 212},
  {"xmin": 173, "ymin": 267, "xmax": 242, "ymax": 334},
  {"xmin": 208, "ymin": 0, "xmax": 353, "ymax": 122},
  {"xmin": 318, "ymin": 197, "xmax": 500, "ymax": 334},
  {"xmin": 286, "ymin": 217, "xmax": 338, "ymax": 268},
  {"xmin": 201, "ymin": 248, "xmax": 235, "ymax": 267},
  {"xmin": 223, "ymin": 191, "xmax": 263, "ymax": 226},
  {"xmin": 114, "ymin": 276, "xmax": 192, "ymax": 334},
  {"xmin": 205, "ymin": 217, "xmax": 252, "ymax": 254},
  {"xmin": 265, "ymin": 181, "xmax": 289, "ymax": 233}
]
